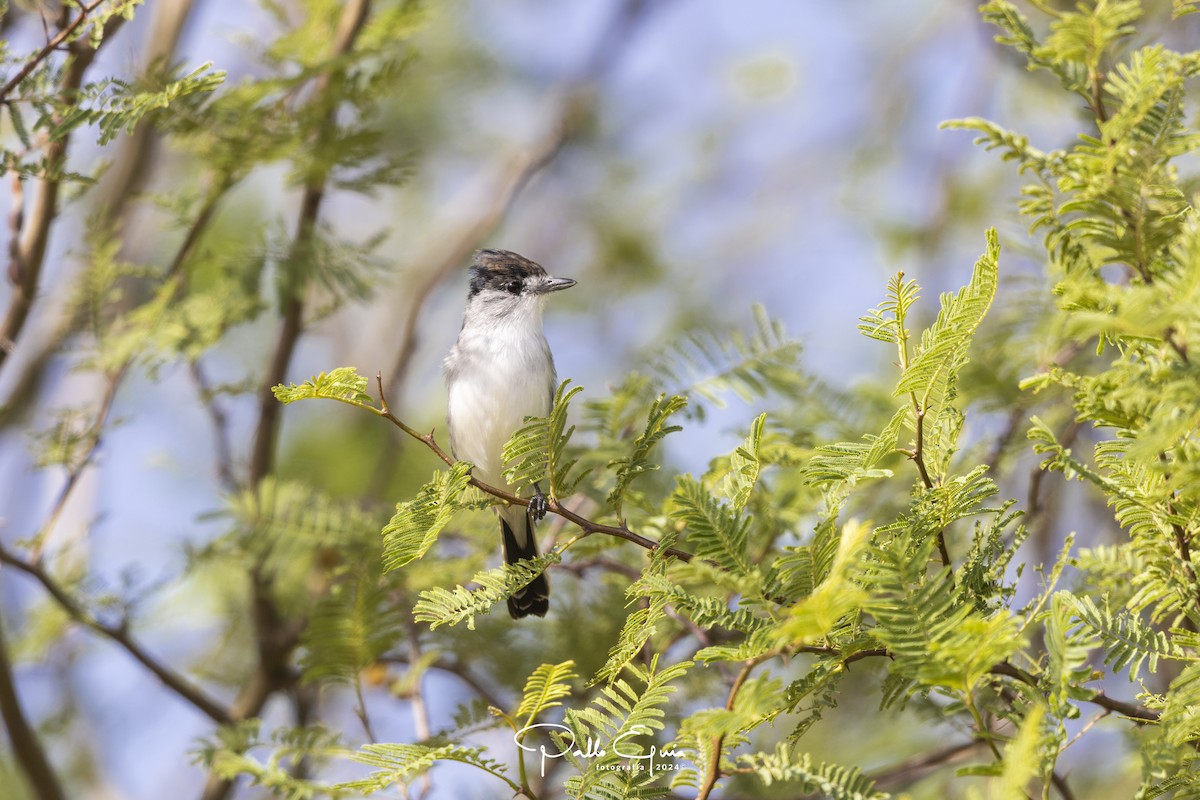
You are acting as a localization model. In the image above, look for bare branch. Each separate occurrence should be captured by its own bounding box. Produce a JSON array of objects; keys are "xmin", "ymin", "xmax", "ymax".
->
[
  {"xmin": 0, "ymin": 614, "xmax": 67, "ymax": 800},
  {"xmin": 0, "ymin": 544, "xmax": 232, "ymax": 725},
  {"xmin": 870, "ymin": 739, "xmax": 983, "ymax": 791}
]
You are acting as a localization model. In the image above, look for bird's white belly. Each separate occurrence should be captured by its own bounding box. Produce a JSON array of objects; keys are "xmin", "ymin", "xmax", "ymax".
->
[{"xmin": 446, "ymin": 341, "xmax": 551, "ymax": 490}]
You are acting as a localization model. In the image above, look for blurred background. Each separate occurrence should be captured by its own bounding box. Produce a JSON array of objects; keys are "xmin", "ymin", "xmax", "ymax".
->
[{"xmin": 1, "ymin": 0, "xmax": 1192, "ymax": 798}]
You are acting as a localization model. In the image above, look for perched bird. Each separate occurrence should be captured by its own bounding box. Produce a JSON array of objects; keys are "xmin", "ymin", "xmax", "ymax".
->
[{"xmin": 443, "ymin": 250, "xmax": 576, "ymax": 618}]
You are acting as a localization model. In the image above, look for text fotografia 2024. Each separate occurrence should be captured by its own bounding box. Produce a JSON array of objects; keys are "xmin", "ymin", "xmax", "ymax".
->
[{"xmin": 514, "ymin": 723, "xmax": 685, "ymax": 778}]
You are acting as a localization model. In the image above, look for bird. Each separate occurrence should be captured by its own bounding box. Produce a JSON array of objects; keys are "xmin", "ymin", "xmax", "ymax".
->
[{"xmin": 443, "ymin": 249, "xmax": 576, "ymax": 618}]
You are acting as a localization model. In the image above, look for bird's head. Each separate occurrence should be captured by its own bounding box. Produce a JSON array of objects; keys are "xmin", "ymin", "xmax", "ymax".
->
[{"xmin": 465, "ymin": 250, "xmax": 576, "ymax": 323}]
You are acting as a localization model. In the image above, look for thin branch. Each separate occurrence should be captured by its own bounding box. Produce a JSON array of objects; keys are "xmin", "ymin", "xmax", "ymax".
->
[
  {"xmin": 696, "ymin": 657, "xmax": 761, "ymax": 800},
  {"xmin": 0, "ymin": 544, "xmax": 232, "ymax": 725},
  {"xmin": 0, "ymin": 0, "xmax": 108, "ymax": 104},
  {"xmin": 988, "ymin": 660, "xmax": 1158, "ymax": 722},
  {"xmin": 908, "ymin": 399, "xmax": 951, "ymax": 569},
  {"xmin": 406, "ymin": 618, "xmax": 434, "ymax": 799},
  {"xmin": 798, "ymin": 645, "xmax": 1159, "ymax": 724},
  {"xmin": 0, "ymin": 614, "xmax": 67, "ymax": 800},
  {"xmin": 373, "ymin": 372, "xmax": 695, "ymax": 562},
  {"xmin": 188, "ymin": 360, "xmax": 238, "ymax": 492},
  {"xmin": 30, "ymin": 363, "xmax": 127, "ymax": 561},
  {"xmin": 0, "ymin": 7, "xmax": 125, "ymax": 374},
  {"xmin": 869, "ymin": 739, "xmax": 983, "ymax": 791},
  {"xmin": 381, "ymin": 652, "xmax": 506, "ymax": 710},
  {"xmin": 984, "ymin": 341, "xmax": 1084, "ymax": 473}
]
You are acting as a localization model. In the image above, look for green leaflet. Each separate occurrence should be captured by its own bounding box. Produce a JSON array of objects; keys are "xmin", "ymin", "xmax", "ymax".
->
[
  {"xmin": 412, "ymin": 551, "xmax": 561, "ymax": 630},
  {"xmin": 670, "ymin": 475, "xmax": 752, "ymax": 577},
  {"xmin": 503, "ymin": 380, "xmax": 587, "ymax": 497},
  {"xmin": 606, "ymin": 393, "xmax": 688, "ymax": 516},
  {"xmin": 737, "ymin": 744, "xmax": 884, "ymax": 800},
  {"xmin": 336, "ymin": 742, "xmax": 513, "ymax": 794},
  {"xmin": 564, "ymin": 657, "xmax": 691, "ymax": 800},
  {"xmin": 380, "ymin": 462, "xmax": 471, "ymax": 572},
  {"xmin": 715, "ymin": 412, "xmax": 766, "ymax": 512},
  {"xmin": 515, "ymin": 660, "xmax": 578, "ymax": 732},
  {"xmin": 893, "ymin": 228, "xmax": 1000, "ymax": 417},
  {"xmin": 1062, "ymin": 593, "xmax": 1196, "ymax": 680},
  {"xmin": 299, "ymin": 565, "xmax": 406, "ymax": 685},
  {"xmin": 272, "ymin": 366, "xmax": 374, "ymax": 408}
]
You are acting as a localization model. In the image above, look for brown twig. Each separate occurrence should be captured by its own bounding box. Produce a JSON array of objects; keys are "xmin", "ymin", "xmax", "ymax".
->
[
  {"xmin": 0, "ymin": 544, "xmax": 232, "ymax": 725},
  {"xmin": 988, "ymin": 660, "xmax": 1158, "ymax": 722},
  {"xmin": 869, "ymin": 739, "xmax": 983, "ymax": 791},
  {"xmin": 0, "ymin": 0, "xmax": 109, "ymax": 104},
  {"xmin": 696, "ymin": 657, "xmax": 761, "ymax": 800},
  {"xmin": 30, "ymin": 364, "xmax": 127, "ymax": 561},
  {"xmin": 372, "ymin": 372, "xmax": 695, "ymax": 562},
  {"xmin": 0, "ymin": 614, "xmax": 67, "ymax": 800},
  {"xmin": 0, "ymin": 6, "xmax": 125, "ymax": 374},
  {"xmin": 908, "ymin": 399, "xmax": 952, "ymax": 569},
  {"xmin": 188, "ymin": 360, "xmax": 238, "ymax": 492}
]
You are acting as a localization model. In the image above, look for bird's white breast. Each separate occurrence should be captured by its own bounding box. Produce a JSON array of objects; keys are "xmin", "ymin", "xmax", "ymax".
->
[{"xmin": 444, "ymin": 313, "xmax": 555, "ymax": 491}]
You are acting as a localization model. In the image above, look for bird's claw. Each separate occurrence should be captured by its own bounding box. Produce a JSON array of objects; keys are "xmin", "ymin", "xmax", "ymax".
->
[{"xmin": 529, "ymin": 485, "xmax": 549, "ymax": 521}]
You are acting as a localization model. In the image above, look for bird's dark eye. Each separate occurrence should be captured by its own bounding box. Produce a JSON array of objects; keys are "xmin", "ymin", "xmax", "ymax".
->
[{"xmin": 500, "ymin": 279, "xmax": 522, "ymax": 295}]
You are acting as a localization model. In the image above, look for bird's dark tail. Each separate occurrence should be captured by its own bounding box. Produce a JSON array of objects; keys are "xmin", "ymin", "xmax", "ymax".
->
[{"xmin": 499, "ymin": 509, "xmax": 550, "ymax": 619}]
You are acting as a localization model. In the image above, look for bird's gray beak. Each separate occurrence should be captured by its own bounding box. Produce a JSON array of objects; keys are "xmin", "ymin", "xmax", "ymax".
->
[{"xmin": 537, "ymin": 276, "xmax": 577, "ymax": 294}]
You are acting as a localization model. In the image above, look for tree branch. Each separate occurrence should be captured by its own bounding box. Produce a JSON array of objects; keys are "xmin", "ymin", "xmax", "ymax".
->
[
  {"xmin": 29, "ymin": 363, "xmax": 126, "ymax": 561},
  {"xmin": 0, "ymin": 0, "xmax": 108, "ymax": 104},
  {"xmin": 0, "ymin": 544, "xmax": 232, "ymax": 725},
  {"xmin": 696, "ymin": 657, "xmax": 760, "ymax": 800},
  {"xmin": 869, "ymin": 739, "xmax": 983, "ymax": 791},
  {"xmin": 697, "ymin": 658, "xmax": 761, "ymax": 799},
  {"xmin": 908, "ymin": 399, "xmax": 951, "ymax": 569},
  {"xmin": 0, "ymin": 613, "xmax": 67, "ymax": 800},
  {"xmin": 372, "ymin": 372, "xmax": 695, "ymax": 562},
  {"xmin": 0, "ymin": 6, "xmax": 125, "ymax": 373}
]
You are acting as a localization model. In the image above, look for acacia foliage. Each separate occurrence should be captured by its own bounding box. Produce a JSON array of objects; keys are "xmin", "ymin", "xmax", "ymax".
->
[
  {"xmin": 267, "ymin": 3, "xmax": 1200, "ymax": 797},
  {"xmin": 3, "ymin": 1, "xmax": 1200, "ymax": 799}
]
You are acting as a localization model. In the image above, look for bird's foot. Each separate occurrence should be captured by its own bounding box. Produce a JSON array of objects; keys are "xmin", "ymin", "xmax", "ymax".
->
[{"xmin": 529, "ymin": 484, "xmax": 549, "ymax": 521}]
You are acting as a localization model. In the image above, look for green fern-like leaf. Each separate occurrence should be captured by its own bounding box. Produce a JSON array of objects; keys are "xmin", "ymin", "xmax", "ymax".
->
[
  {"xmin": 646, "ymin": 304, "xmax": 804, "ymax": 416},
  {"xmin": 864, "ymin": 533, "xmax": 1021, "ymax": 692},
  {"xmin": 670, "ymin": 475, "xmax": 752, "ymax": 576},
  {"xmin": 801, "ymin": 405, "xmax": 905, "ymax": 486},
  {"xmin": 380, "ymin": 462, "xmax": 471, "ymax": 572},
  {"xmin": 1064, "ymin": 593, "xmax": 1195, "ymax": 680},
  {"xmin": 737, "ymin": 743, "xmax": 884, "ymax": 799},
  {"xmin": 594, "ymin": 568, "xmax": 672, "ymax": 684},
  {"xmin": 894, "ymin": 229, "xmax": 1000, "ymax": 417},
  {"xmin": 272, "ymin": 366, "xmax": 374, "ymax": 408},
  {"xmin": 606, "ymin": 393, "xmax": 688, "ymax": 516},
  {"xmin": 857, "ymin": 271, "xmax": 920, "ymax": 348},
  {"xmin": 299, "ymin": 565, "xmax": 406, "ymax": 684},
  {"xmin": 780, "ymin": 520, "xmax": 870, "ymax": 645},
  {"xmin": 1044, "ymin": 591, "xmax": 1098, "ymax": 719},
  {"xmin": 516, "ymin": 660, "xmax": 578, "ymax": 731},
  {"xmin": 564, "ymin": 657, "xmax": 692, "ymax": 800},
  {"xmin": 336, "ymin": 742, "xmax": 513, "ymax": 794},
  {"xmin": 504, "ymin": 380, "xmax": 586, "ymax": 497},
  {"xmin": 412, "ymin": 551, "xmax": 562, "ymax": 630},
  {"xmin": 715, "ymin": 412, "xmax": 766, "ymax": 512}
]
